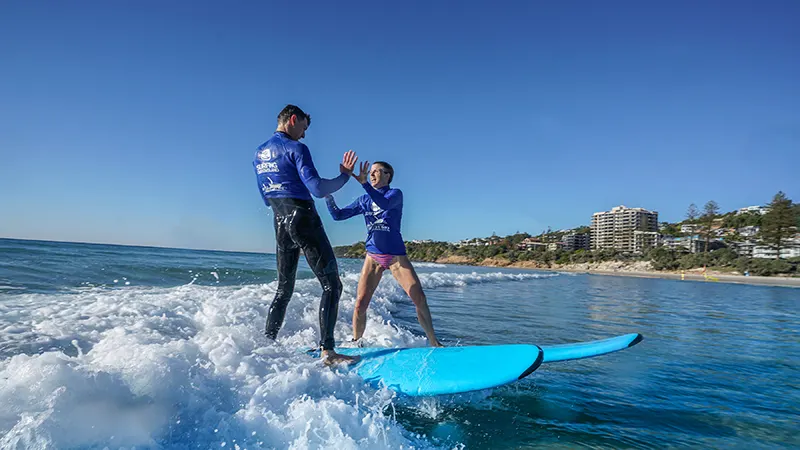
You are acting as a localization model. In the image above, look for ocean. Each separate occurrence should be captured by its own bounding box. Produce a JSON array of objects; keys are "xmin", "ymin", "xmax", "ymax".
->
[{"xmin": 0, "ymin": 238, "xmax": 797, "ymax": 449}]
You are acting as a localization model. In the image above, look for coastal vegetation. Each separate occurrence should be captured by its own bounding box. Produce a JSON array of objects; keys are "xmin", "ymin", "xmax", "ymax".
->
[
  {"xmin": 334, "ymin": 191, "xmax": 800, "ymax": 277},
  {"xmin": 335, "ymin": 241, "xmax": 799, "ymax": 277}
]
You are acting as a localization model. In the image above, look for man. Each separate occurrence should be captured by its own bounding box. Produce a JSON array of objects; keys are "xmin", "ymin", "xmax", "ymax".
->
[
  {"xmin": 253, "ymin": 104, "xmax": 359, "ymax": 366},
  {"xmin": 325, "ymin": 161, "xmax": 443, "ymax": 347}
]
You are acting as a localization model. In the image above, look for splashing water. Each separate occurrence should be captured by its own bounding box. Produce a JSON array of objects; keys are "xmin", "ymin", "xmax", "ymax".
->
[{"xmin": 1, "ymin": 239, "xmax": 557, "ymax": 448}]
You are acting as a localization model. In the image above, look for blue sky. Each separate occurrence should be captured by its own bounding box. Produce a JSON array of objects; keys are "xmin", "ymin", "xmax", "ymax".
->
[{"xmin": 1, "ymin": 0, "xmax": 798, "ymax": 253}]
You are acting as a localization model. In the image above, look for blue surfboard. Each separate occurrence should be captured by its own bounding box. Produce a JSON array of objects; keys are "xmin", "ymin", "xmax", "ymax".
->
[
  {"xmin": 310, "ymin": 344, "xmax": 543, "ymax": 397},
  {"xmin": 308, "ymin": 333, "xmax": 642, "ymax": 397}
]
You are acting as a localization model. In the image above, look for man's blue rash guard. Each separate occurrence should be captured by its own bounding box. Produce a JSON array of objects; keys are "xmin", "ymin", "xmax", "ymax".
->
[
  {"xmin": 326, "ymin": 183, "xmax": 407, "ymax": 256},
  {"xmin": 253, "ymin": 131, "xmax": 349, "ymax": 202}
]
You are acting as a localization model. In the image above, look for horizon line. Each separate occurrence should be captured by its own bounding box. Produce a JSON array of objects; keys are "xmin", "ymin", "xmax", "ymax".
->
[{"xmin": 0, "ymin": 236, "xmax": 274, "ymax": 256}]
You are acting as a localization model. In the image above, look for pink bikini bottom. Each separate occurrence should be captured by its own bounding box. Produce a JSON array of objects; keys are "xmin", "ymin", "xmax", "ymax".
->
[{"xmin": 368, "ymin": 253, "xmax": 396, "ymax": 270}]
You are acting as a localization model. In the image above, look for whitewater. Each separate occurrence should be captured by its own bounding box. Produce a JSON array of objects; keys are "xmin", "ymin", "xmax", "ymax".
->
[{"xmin": 0, "ymin": 241, "xmax": 552, "ymax": 449}]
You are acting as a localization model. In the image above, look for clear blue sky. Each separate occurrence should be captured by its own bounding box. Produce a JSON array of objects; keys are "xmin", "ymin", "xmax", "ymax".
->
[{"xmin": 1, "ymin": 0, "xmax": 798, "ymax": 253}]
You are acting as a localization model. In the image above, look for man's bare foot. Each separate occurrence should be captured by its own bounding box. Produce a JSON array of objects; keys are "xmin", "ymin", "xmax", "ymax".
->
[
  {"xmin": 430, "ymin": 340, "xmax": 444, "ymax": 348},
  {"xmin": 321, "ymin": 349, "xmax": 360, "ymax": 367}
]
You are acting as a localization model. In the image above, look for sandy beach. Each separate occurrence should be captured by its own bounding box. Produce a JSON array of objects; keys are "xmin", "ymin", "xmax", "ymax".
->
[{"xmin": 554, "ymin": 268, "xmax": 800, "ymax": 288}]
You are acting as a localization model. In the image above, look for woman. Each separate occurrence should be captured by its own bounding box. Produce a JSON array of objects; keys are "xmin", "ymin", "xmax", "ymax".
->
[{"xmin": 325, "ymin": 161, "xmax": 443, "ymax": 347}]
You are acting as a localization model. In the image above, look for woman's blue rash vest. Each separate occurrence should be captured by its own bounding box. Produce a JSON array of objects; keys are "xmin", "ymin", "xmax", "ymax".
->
[{"xmin": 325, "ymin": 183, "xmax": 407, "ymax": 256}]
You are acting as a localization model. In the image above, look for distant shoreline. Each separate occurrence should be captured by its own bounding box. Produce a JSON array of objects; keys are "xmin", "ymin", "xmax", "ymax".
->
[
  {"xmin": 541, "ymin": 267, "xmax": 800, "ymax": 288},
  {"xmin": 428, "ymin": 256, "xmax": 800, "ymax": 288}
]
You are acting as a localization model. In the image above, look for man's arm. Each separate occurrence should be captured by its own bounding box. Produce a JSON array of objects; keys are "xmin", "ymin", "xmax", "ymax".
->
[
  {"xmin": 325, "ymin": 195, "xmax": 364, "ymax": 221},
  {"xmin": 361, "ymin": 183, "xmax": 403, "ymax": 211},
  {"xmin": 294, "ymin": 144, "xmax": 349, "ymax": 198}
]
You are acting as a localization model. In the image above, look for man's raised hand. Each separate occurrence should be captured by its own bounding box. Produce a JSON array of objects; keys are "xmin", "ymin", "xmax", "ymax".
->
[{"xmin": 340, "ymin": 150, "xmax": 358, "ymax": 176}]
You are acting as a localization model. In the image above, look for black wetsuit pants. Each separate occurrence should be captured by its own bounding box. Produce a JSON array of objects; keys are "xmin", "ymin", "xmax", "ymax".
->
[{"xmin": 265, "ymin": 197, "xmax": 342, "ymax": 350}]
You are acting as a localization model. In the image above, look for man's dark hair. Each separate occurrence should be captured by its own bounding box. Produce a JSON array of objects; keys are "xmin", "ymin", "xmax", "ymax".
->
[
  {"xmin": 277, "ymin": 104, "xmax": 311, "ymax": 126},
  {"xmin": 374, "ymin": 161, "xmax": 394, "ymax": 184}
]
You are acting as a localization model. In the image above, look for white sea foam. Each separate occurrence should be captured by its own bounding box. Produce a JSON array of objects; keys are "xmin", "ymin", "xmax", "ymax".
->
[
  {"xmin": 417, "ymin": 271, "xmax": 557, "ymax": 289},
  {"xmin": 0, "ymin": 269, "xmax": 552, "ymax": 448},
  {"xmin": 411, "ymin": 262, "xmax": 448, "ymax": 268},
  {"xmin": 0, "ymin": 286, "xmax": 26, "ymax": 291}
]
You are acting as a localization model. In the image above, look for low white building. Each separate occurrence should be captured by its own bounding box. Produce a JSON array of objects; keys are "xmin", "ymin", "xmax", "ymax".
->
[
  {"xmin": 519, "ymin": 238, "xmax": 548, "ymax": 250},
  {"xmin": 681, "ymin": 224, "xmax": 702, "ymax": 234},
  {"xmin": 734, "ymin": 237, "xmax": 800, "ymax": 259},
  {"xmin": 751, "ymin": 239, "xmax": 800, "ymax": 259},
  {"xmin": 738, "ymin": 226, "xmax": 760, "ymax": 238},
  {"xmin": 661, "ymin": 235, "xmax": 706, "ymax": 254},
  {"xmin": 456, "ymin": 239, "xmax": 488, "ymax": 247},
  {"xmin": 737, "ymin": 205, "xmax": 769, "ymax": 215}
]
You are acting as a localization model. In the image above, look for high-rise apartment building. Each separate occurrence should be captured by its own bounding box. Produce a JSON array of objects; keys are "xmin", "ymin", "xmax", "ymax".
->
[{"xmin": 591, "ymin": 205, "xmax": 658, "ymax": 253}]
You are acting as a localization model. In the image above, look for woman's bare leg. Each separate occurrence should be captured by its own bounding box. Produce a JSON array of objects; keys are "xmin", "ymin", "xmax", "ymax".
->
[
  {"xmin": 353, "ymin": 256, "xmax": 385, "ymax": 341},
  {"xmin": 390, "ymin": 256, "xmax": 443, "ymax": 347}
]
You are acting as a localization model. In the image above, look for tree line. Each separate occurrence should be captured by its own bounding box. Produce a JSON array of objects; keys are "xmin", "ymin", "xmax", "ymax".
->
[
  {"xmin": 683, "ymin": 191, "xmax": 798, "ymax": 259},
  {"xmin": 333, "ymin": 191, "xmax": 800, "ymax": 276}
]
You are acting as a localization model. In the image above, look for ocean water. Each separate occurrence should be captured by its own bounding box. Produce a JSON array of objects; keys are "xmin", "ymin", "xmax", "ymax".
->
[{"xmin": 0, "ymin": 238, "xmax": 798, "ymax": 449}]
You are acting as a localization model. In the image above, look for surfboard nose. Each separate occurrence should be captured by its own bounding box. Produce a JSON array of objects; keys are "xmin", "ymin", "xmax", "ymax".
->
[
  {"xmin": 628, "ymin": 333, "xmax": 644, "ymax": 347},
  {"xmin": 518, "ymin": 346, "xmax": 544, "ymax": 380},
  {"xmin": 540, "ymin": 332, "xmax": 644, "ymax": 363}
]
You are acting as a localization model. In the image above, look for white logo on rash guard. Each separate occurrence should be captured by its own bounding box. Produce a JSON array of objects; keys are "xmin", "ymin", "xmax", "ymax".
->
[
  {"xmin": 257, "ymin": 162, "xmax": 279, "ymax": 174},
  {"xmin": 261, "ymin": 178, "xmax": 285, "ymax": 193},
  {"xmin": 369, "ymin": 218, "xmax": 391, "ymax": 232},
  {"xmin": 258, "ymin": 149, "xmax": 272, "ymax": 161}
]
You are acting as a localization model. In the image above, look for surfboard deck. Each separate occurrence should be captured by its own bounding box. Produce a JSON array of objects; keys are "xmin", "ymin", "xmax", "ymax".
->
[
  {"xmin": 306, "ymin": 333, "xmax": 642, "ymax": 397},
  {"xmin": 308, "ymin": 344, "xmax": 543, "ymax": 397},
  {"xmin": 540, "ymin": 332, "xmax": 643, "ymax": 363}
]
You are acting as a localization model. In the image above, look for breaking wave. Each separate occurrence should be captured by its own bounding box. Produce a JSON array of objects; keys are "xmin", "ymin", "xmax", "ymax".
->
[{"xmin": 0, "ymin": 267, "xmax": 553, "ymax": 448}]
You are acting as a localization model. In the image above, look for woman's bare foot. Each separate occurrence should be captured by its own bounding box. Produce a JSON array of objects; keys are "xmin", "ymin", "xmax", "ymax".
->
[{"xmin": 321, "ymin": 350, "xmax": 360, "ymax": 367}]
